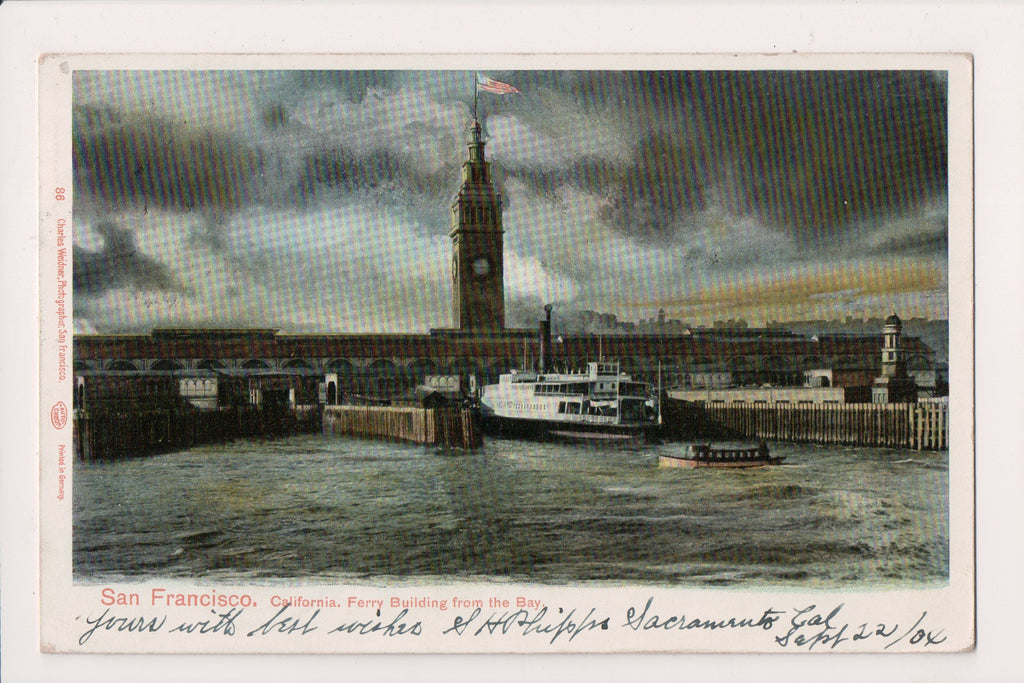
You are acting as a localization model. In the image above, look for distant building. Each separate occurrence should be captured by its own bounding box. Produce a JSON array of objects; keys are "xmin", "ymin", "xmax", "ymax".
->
[
  {"xmin": 911, "ymin": 364, "xmax": 948, "ymax": 399},
  {"xmin": 803, "ymin": 368, "xmax": 876, "ymax": 388},
  {"xmin": 871, "ymin": 313, "xmax": 918, "ymax": 404},
  {"xmin": 667, "ymin": 384, "xmax": 869, "ymax": 406},
  {"xmin": 73, "ymin": 366, "xmax": 327, "ymax": 422},
  {"xmin": 669, "ymin": 315, "xmax": 920, "ymax": 406}
]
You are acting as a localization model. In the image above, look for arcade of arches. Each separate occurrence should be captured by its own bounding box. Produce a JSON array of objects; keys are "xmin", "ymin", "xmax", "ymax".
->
[{"xmin": 74, "ymin": 327, "xmax": 935, "ymax": 399}]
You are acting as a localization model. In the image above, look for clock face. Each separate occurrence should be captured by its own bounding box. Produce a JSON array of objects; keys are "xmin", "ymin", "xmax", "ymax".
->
[{"xmin": 472, "ymin": 256, "xmax": 491, "ymax": 277}]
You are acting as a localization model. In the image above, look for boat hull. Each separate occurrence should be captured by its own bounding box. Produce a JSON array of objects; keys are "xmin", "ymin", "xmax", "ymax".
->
[
  {"xmin": 481, "ymin": 414, "xmax": 660, "ymax": 443},
  {"xmin": 659, "ymin": 455, "xmax": 785, "ymax": 468}
]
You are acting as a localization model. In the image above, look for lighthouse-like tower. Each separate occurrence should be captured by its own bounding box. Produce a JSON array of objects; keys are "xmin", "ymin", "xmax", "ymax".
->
[
  {"xmin": 880, "ymin": 312, "xmax": 908, "ymax": 378},
  {"xmin": 872, "ymin": 311, "xmax": 917, "ymax": 403},
  {"xmin": 450, "ymin": 120, "xmax": 505, "ymax": 330}
]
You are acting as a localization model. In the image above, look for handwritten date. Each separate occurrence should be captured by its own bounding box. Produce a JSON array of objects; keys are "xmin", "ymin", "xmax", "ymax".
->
[{"xmin": 774, "ymin": 603, "xmax": 946, "ymax": 651}]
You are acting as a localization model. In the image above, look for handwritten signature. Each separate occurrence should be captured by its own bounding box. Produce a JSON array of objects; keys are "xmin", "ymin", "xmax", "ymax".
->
[{"xmin": 443, "ymin": 606, "xmax": 610, "ymax": 644}]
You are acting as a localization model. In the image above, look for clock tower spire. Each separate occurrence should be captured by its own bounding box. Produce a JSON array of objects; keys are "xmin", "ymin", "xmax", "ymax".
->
[{"xmin": 450, "ymin": 119, "xmax": 505, "ymax": 330}]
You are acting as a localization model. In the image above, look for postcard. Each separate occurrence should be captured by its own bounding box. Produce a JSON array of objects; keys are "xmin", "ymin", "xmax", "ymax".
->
[{"xmin": 37, "ymin": 52, "xmax": 973, "ymax": 654}]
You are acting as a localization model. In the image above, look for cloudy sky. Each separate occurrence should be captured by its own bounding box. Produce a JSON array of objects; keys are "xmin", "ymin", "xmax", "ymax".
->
[{"xmin": 71, "ymin": 69, "xmax": 948, "ymax": 334}]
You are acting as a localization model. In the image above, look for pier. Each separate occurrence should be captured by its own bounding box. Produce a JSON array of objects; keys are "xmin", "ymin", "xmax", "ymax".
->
[
  {"xmin": 668, "ymin": 400, "xmax": 948, "ymax": 450},
  {"xmin": 322, "ymin": 405, "xmax": 482, "ymax": 449},
  {"xmin": 74, "ymin": 404, "xmax": 322, "ymax": 461}
]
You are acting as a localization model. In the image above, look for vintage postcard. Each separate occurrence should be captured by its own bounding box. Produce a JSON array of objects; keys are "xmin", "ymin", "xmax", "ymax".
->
[{"xmin": 38, "ymin": 52, "xmax": 973, "ymax": 654}]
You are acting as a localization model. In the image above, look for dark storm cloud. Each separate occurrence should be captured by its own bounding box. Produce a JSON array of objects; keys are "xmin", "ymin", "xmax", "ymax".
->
[
  {"xmin": 73, "ymin": 69, "xmax": 947, "ymax": 249},
  {"xmin": 70, "ymin": 68, "xmax": 950, "ymax": 332},
  {"xmin": 599, "ymin": 135, "xmax": 707, "ymax": 242},
  {"xmin": 73, "ymin": 221, "xmax": 179, "ymax": 295},
  {"xmin": 73, "ymin": 104, "xmax": 261, "ymax": 213},
  {"xmin": 298, "ymin": 147, "xmax": 403, "ymax": 195},
  {"xmin": 490, "ymin": 70, "xmax": 947, "ymax": 246},
  {"xmin": 862, "ymin": 214, "xmax": 949, "ymax": 256},
  {"xmin": 293, "ymin": 146, "xmax": 453, "ymax": 206}
]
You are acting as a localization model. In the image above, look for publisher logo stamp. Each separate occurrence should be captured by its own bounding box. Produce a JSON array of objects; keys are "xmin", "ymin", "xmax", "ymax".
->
[{"xmin": 50, "ymin": 401, "xmax": 68, "ymax": 430}]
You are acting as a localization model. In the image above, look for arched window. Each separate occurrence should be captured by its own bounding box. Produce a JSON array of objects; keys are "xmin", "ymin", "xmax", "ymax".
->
[
  {"xmin": 800, "ymin": 355, "xmax": 824, "ymax": 370},
  {"xmin": 326, "ymin": 359, "xmax": 355, "ymax": 376},
  {"xmin": 447, "ymin": 358, "xmax": 480, "ymax": 377},
  {"xmin": 408, "ymin": 358, "xmax": 440, "ymax": 384},
  {"xmin": 367, "ymin": 359, "xmax": 403, "ymax": 398}
]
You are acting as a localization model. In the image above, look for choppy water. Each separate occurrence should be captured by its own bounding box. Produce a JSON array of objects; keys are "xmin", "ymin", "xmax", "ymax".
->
[{"xmin": 73, "ymin": 435, "xmax": 948, "ymax": 588}]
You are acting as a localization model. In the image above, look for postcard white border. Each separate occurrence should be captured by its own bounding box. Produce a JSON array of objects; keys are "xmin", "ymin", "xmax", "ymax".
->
[
  {"xmin": 38, "ymin": 50, "xmax": 973, "ymax": 657},
  {"xmin": 4, "ymin": 1, "xmax": 1019, "ymax": 679}
]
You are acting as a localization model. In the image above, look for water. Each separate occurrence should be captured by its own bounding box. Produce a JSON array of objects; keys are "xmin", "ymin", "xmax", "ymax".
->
[{"xmin": 73, "ymin": 435, "xmax": 948, "ymax": 589}]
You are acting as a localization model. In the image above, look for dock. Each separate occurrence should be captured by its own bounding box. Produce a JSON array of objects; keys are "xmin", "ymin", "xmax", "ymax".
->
[
  {"xmin": 74, "ymin": 404, "xmax": 322, "ymax": 461},
  {"xmin": 322, "ymin": 405, "xmax": 482, "ymax": 449}
]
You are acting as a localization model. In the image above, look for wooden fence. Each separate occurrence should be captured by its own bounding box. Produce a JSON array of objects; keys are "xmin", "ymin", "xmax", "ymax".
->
[
  {"xmin": 322, "ymin": 405, "xmax": 481, "ymax": 449},
  {"xmin": 686, "ymin": 401, "xmax": 948, "ymax": 451}
]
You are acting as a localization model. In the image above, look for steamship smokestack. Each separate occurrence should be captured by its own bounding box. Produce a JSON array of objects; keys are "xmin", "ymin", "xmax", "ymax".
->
[{"xmin": 538, "ymin": 304, "xmax": 553, "ymax": 374}]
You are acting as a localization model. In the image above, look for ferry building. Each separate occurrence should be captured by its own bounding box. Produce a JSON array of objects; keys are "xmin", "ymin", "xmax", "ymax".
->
[{"xmin": 74, "ymin": 119, "xmax": 937, "ymax": 406}]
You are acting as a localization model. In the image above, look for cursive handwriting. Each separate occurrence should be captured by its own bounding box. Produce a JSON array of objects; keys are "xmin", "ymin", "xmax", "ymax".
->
[
  {"xmin": 78, "ymin": 609, "xmax": 167, "ymax": 645},
  {"xmin": 881, "ymin": 611, "xmax": 947, "ymax": 649},
  {"xmin": 625, "ymin": 597, "xmax": 783, "ymax": 632},
  {"xmin": 246, "ymin": 604, "xmax": 319, "ymax": 637},
  {"xmin": 168, "ymin": 607, "xmax": 245, "ymax": 636},
  {"xmin": 443, "ymin": 606, "xmax": 610, "ymax": 644},
  {"xmin": 774, "ymin": 604, "xmax": 947, "ymax": 651},
  {"xmin": 329, "ymin": 608, "xmax": 423, "ymax": 637},
  {"xmin": 73, "ymin": 601, "xmax": 948, "ymax": 651},
  {"xmin": 774, "ymin": 603, "xmax": 849, "ymax": 650}
]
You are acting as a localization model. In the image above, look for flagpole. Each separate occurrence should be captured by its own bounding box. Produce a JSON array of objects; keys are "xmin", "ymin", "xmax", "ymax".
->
[{"xmin": 473, "ymin": 72, "xmax": 478, "ymax": 121}]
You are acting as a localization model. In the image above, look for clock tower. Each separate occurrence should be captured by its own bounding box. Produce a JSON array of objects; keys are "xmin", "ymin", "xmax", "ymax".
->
[{"xmin": 450, "ymin": 119, "xmax": 505, "ymax": 330}]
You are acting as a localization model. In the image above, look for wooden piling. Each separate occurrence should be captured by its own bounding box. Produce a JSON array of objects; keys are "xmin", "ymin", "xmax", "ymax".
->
[
  {"xmin": 674, "ymin": 400, "xmax": 948, "ymax": 451},
  {"xmin": 322, "ymin": 405, "xmax": 481, "ymax": 449}
]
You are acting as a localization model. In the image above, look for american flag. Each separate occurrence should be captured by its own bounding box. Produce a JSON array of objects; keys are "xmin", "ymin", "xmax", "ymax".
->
[{"xmin": 476, "ymin": 74, "xmax": 519, "ymax": 95}]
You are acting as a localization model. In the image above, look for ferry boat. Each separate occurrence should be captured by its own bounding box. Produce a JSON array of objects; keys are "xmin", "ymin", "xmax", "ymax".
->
[
  {"xmin": 479, "ymin": 360, "xmax": 661, "ymax": 441},
  {"xmin": 659, "ymin": 442, "xmax": 784, "ymax": 468}
]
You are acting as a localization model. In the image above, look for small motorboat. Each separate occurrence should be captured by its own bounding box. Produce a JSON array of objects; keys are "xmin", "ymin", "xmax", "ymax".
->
[{"xmin": 659, "ymin": 442, "xmax": 784, "ymax": 468}]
